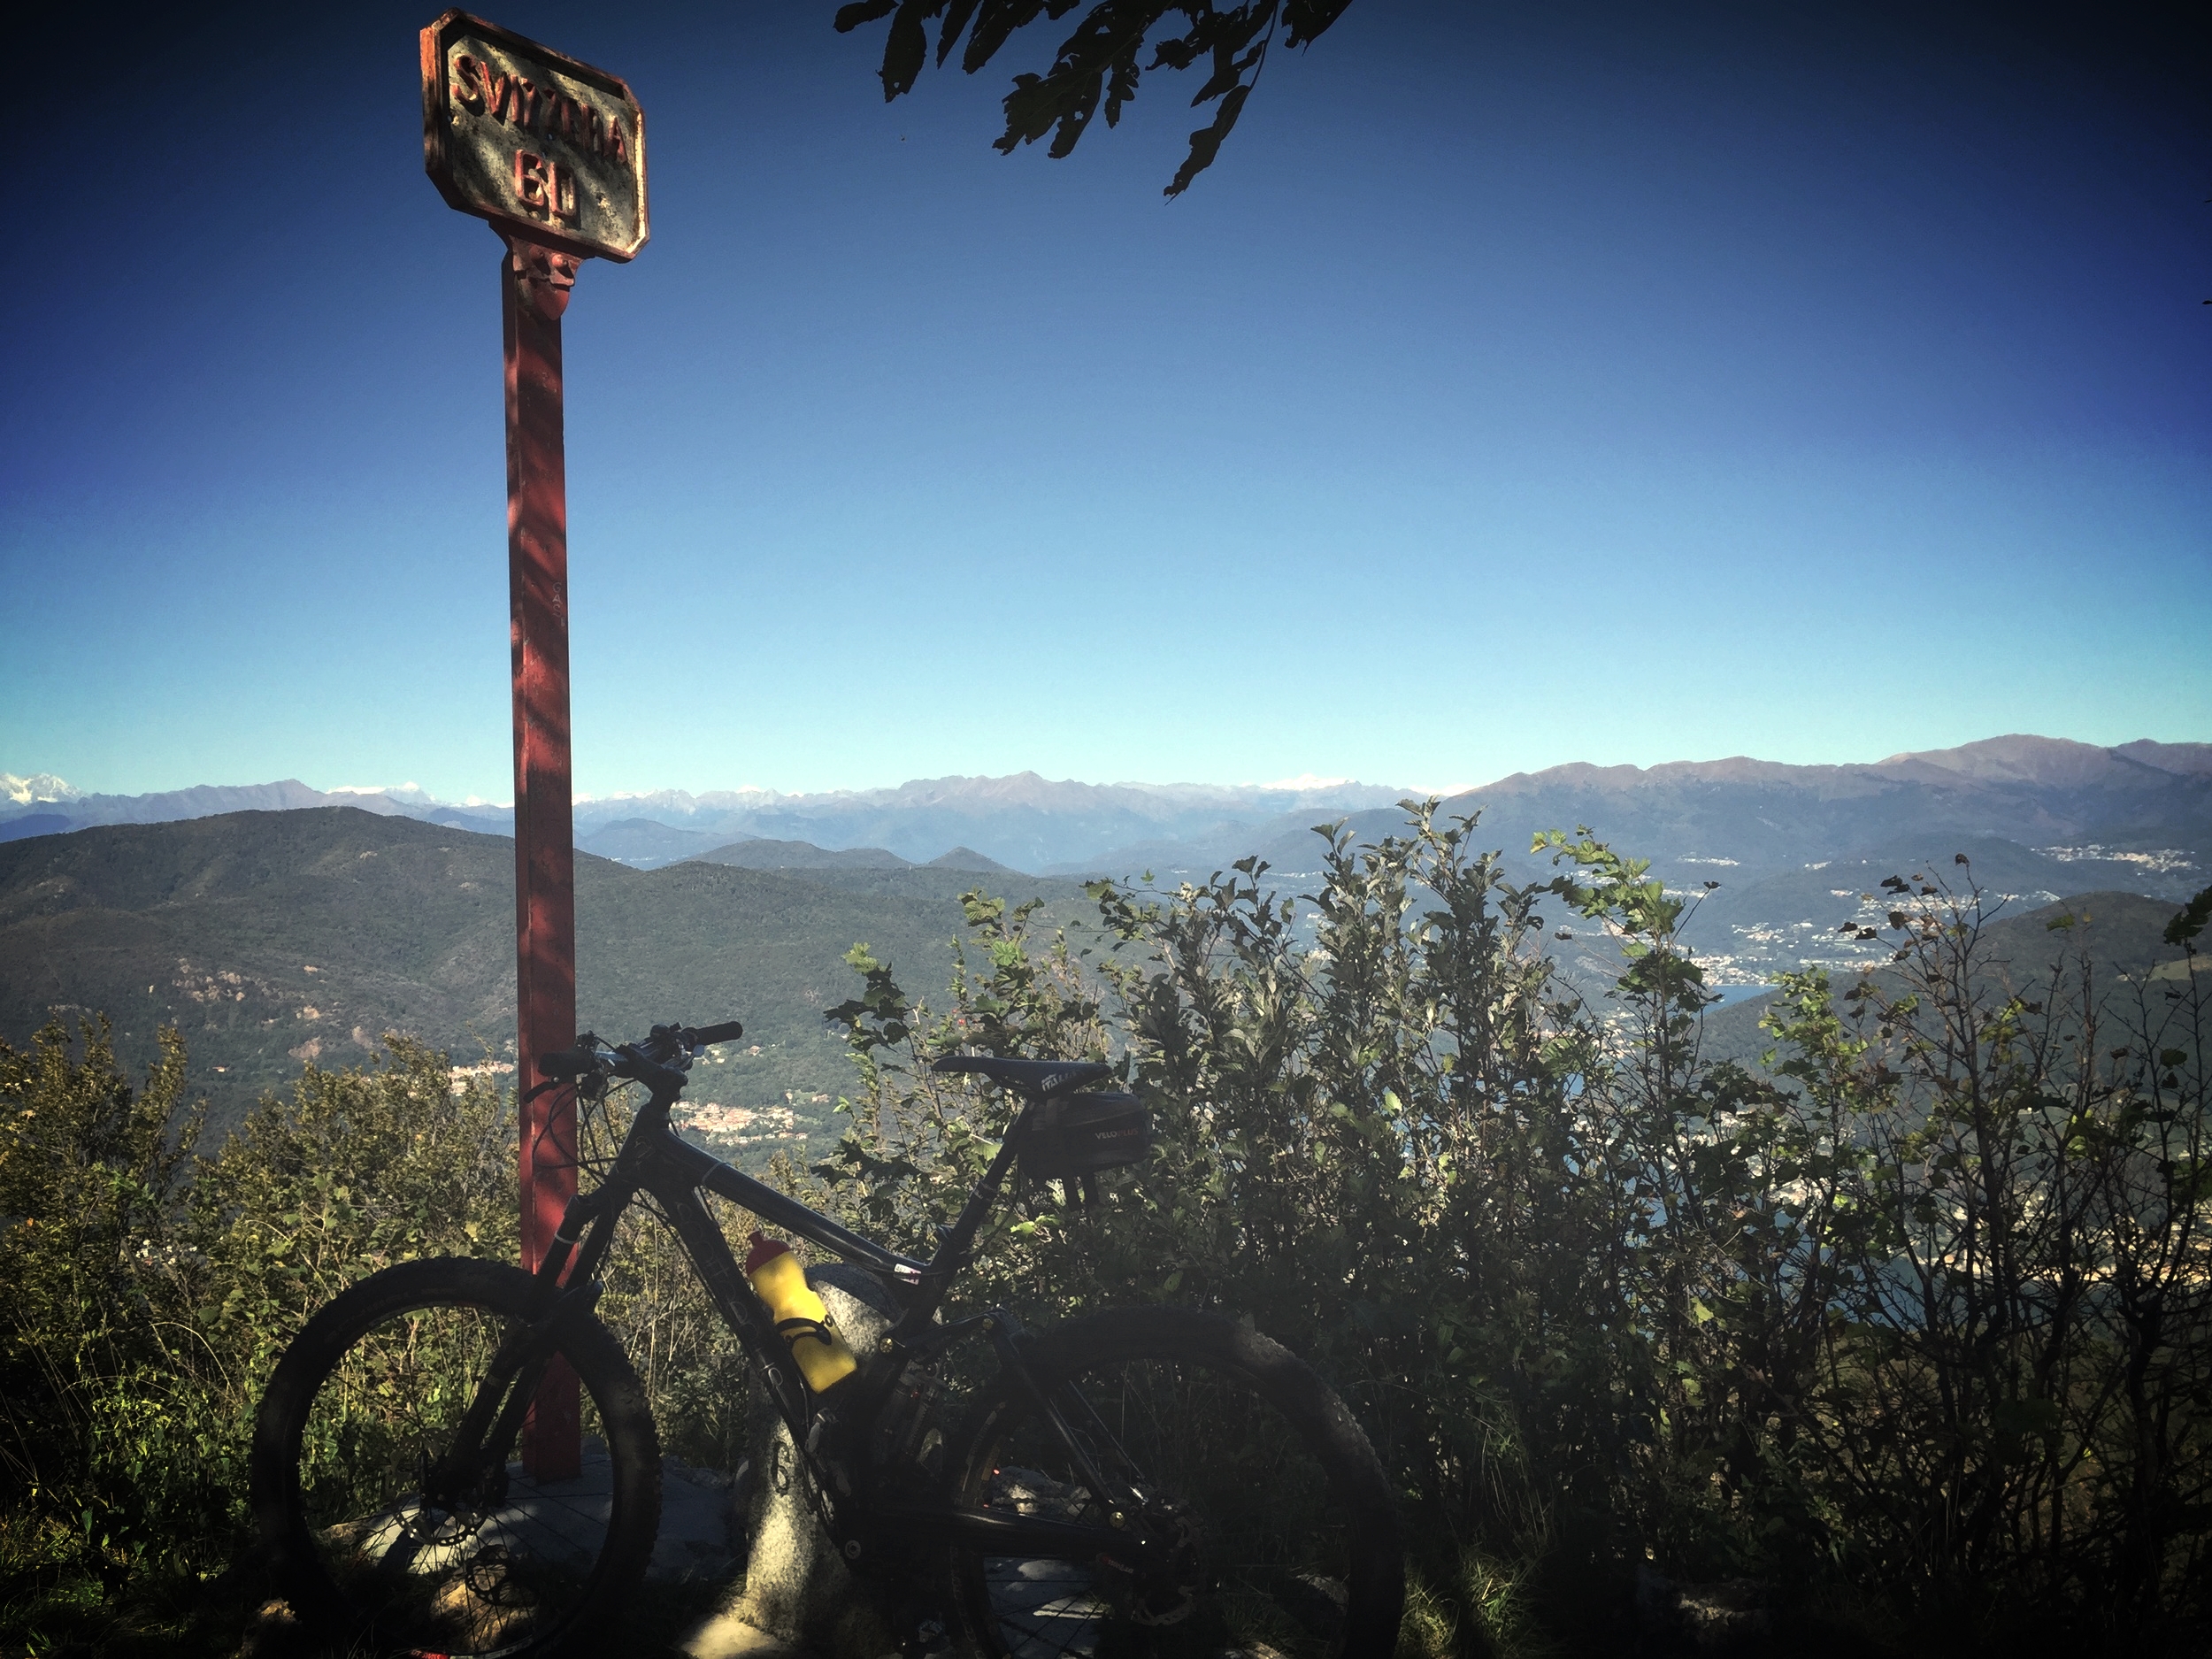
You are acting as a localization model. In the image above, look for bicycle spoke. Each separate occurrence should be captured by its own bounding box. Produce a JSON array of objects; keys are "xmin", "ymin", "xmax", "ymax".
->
[
  {"xmin": 984, "ymin": 1557, "xmax": 1107, "ymax": 1659},
  {"xmin": 294, "ymin": 1294, "xmax": 630, "ymax": 1654},
  {"xmin": 968, "ymin": 1364, "xmax": 1356, "ymax": 1657}
]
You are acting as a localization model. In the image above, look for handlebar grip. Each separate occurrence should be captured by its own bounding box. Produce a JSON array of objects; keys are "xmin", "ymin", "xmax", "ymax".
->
[
  {"xmin": 538, "ymin": 1049, "xmax": 597, "ymax": 1079},
  {"xmin": 688, "ymin": 1019, "xmax": 744, "ymax": 1047}
]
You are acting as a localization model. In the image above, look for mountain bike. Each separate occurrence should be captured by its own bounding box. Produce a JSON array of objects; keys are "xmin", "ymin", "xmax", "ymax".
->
[{"xmin": 250, "ymin": 1018, "xmax": 1405, "ymax": 1659}]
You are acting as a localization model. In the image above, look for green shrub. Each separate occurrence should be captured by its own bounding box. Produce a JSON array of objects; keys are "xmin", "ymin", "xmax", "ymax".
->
[
  {"xmin": 797, "ymin": 811, "xmax": 2212, "ymax": 1655},
  {"xmin": 0, "ymin": 1023, "xmax": 511, "ymax": 1646},
  {"xmin": 0, "ymin": 1018, "xmax": 205, "ymax": 1591},
  {"xmin": 4, "ymin": 810, "xmax": 2205, "ymax": 1659}
]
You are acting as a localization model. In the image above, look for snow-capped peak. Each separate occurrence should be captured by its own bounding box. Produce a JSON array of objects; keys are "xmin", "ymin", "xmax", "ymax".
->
[{"xmin": 2, "ymin": 772, "xmax": 82, "ymax": 806}]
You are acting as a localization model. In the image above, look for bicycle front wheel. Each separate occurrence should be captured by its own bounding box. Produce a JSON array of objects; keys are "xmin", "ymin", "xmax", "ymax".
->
[
  {"xmin": 250, "ymin": 1256, "xmax": 662, "ymax": 1658},
  {"xmin": 943, "ymin": 1308, "xmax": 1404, "ymax": 1659}
]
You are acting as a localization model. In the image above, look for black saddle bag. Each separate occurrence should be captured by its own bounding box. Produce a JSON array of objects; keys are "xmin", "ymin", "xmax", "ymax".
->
[{"xmin": 1018, "ymin": 1091, "xmax": 1154, "ymax": 1184}]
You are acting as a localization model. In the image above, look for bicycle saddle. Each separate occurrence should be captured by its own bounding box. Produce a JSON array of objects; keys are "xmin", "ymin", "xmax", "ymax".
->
[{"xmin": 930, "ymin": 1056, "xmax": 1113, "ymax": 1097}]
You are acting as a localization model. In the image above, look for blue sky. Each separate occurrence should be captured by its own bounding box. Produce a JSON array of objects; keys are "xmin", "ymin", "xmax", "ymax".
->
[{"xmin": 4, "ymin": 1, "xmax": 2208, "ymax": 800}]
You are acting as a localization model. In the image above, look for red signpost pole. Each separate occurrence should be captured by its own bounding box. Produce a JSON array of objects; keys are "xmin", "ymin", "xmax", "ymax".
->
[
  {"xmin": 421, "ymin": 7, "xmax": 648, "ymax": 1482},
  {"xmin": 504, "ymin": 234, "xmax": 583, "ymax": 1479}
]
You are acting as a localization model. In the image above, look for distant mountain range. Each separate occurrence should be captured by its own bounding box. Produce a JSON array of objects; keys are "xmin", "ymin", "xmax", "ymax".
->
[
  {"xmin": 1144, "ymin": 734, "xmax": 2212, "ymax": 879},
  {"xmin": 6, "ymin": 734, "xmax": 2207, "ymax": 995},
  {"xmin": 0, "ymin": 771, "xmax": 1404, "ymax": 872},
  {"xmin": 8, "ymin": 737, "xmax": 2204, "ymax": 881}
]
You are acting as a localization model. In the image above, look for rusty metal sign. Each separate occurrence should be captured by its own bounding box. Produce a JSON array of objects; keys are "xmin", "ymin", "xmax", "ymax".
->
[{"xmin": 420, "ymin": 11, "xmax": 648, "ymax": 261}]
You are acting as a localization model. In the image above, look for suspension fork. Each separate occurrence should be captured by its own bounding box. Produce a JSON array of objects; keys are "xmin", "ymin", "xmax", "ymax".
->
[
  {"xmin": 419, "ymin": 1276, "xmax": 607, "ymax": 1503},
  {"xmin": 421, "ymin": 1181, "xmax": 628, "ymax": 1503},
  {"xmin": 532, "ymin": 1177, "xmax": 626, "ymax": 1305}
]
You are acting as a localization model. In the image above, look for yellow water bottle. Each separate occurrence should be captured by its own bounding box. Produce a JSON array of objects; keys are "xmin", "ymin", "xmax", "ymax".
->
[{"xmin": 743, "ymin": 1232, "xmax": 858, "ymax": 1394}]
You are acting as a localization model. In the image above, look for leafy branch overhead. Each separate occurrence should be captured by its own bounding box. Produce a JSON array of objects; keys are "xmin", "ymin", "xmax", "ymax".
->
[{"xmin": 833, "ymin": 0, "xmax": 1354, "ymax": 196}]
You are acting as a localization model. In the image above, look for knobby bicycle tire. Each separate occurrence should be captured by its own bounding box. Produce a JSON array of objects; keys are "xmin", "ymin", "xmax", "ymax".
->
[
  {"xmin": 942, "ymin": 1307, "xmax": 1404, "ymax": 1659},
  {"xmin": 250, "ymin": 1256, "xmax": 662, "ymax": 1658}
]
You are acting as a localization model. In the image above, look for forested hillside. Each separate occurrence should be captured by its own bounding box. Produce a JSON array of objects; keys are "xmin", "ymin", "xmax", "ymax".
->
[
  {"xmin": 1698, "ymin": 887, "xmax": 2199, "ymax": 1067},
  {"xmin": 7, "ymin": 787, "xmax": 2202, "ymax": 1138},
  {"xmin": 0, "ymin": 809, "xmax": 1098, "ymax": 1135}
]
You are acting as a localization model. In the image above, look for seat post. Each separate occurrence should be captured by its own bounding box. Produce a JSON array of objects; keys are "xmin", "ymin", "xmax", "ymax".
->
[{"xmin": 917, "ymin": 1094, "xmax": 1034, "ymax": 1289}]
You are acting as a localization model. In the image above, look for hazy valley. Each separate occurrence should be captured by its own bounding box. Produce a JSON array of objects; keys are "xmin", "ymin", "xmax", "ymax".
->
[{"xmin": 4, "ymin": 733, "xmax": 2207, "ymax": 1155}]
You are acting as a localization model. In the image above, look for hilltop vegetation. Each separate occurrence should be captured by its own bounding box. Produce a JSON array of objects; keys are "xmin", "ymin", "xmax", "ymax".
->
[
  {"xmin": 0, "ymin": 799, "xmax": 2207, "ymax": 1655},
  {"xmin": 795, "ymin": 820, "xmax": 2212, "ymax": 1655}
]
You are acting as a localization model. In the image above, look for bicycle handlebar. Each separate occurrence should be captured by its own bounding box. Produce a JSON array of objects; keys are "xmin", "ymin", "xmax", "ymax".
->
[{"xmin": 536, "ymin": 1018, "xmax": 743, "ymax": 1081}]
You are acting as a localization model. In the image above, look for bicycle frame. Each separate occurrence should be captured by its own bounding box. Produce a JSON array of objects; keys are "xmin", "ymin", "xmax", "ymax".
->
[{"xmin": 467, "ymin": 1056, "xmax": 1153, "ymax": 1571}]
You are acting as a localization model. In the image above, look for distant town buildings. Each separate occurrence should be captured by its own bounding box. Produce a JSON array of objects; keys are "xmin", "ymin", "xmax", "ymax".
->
[{"xmin": 675, "ymin": 1099, "xmax": 814, "ymax": 1150}]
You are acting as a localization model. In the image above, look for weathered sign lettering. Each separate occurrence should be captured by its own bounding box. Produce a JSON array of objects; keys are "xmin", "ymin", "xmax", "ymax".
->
[{"xmin": 421, "ymin": 11, "xmax": 648, "ymax": 260}]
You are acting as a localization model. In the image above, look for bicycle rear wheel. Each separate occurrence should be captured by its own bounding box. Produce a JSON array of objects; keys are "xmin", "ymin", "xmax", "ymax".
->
[
  {"xmin": 250, "ymin": 1256, "xmax": 662, "ymax": 1658},
  {"xmin": 943, "ymin": 1308, "xmax": 1403, "ymax": 1659}
]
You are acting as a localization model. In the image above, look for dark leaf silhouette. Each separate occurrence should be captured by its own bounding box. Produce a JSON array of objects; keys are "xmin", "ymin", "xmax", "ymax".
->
[{"xmin": 835, "ymin": 0, "xmax": 1356, "ymax": 196}]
